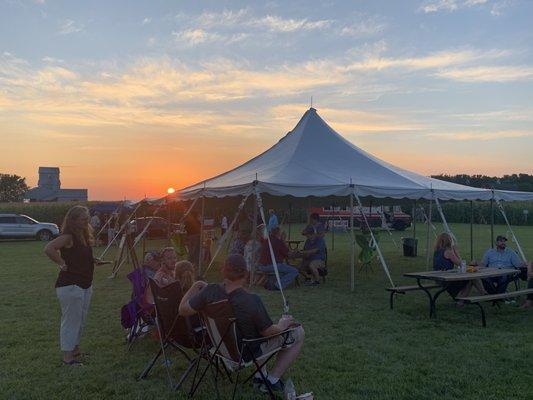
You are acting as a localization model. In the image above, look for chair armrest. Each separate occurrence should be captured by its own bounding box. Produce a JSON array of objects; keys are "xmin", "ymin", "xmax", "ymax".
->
[{"xmin": 241, "ymin": 326, "xmax": 299, "ymax": 344}]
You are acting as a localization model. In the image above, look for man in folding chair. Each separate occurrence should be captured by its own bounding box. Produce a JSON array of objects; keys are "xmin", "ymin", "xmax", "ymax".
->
[{"xmin": 179, "ymin": 254, "xmax": 305, "ymax": 395}]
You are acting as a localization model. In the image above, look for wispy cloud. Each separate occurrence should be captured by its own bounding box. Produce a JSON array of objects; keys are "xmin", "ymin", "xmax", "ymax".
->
[
  {"xmin": 250, "ymin": 15, "xmax": 332, "ymax": 32},
  {"xmin": 340, "ymin": 17, "xmax": 387, "ymax": 38},
  {"xmin": 141, "ymin": 17, "xmax": 151, "ymax": 26},
  {"xmin": 172, "ymin": 29, "xmax": 222, "ymax": 46},
  {"xmin": 419, "ymin": 0, "xmax": 489, "ymax": 13},
  {"xmin": 58, "ymin": 19, "xmax": 84, "ymax": 35},
  {"xmin": 435, "ymin": 65, "xmax": 533, "ymax": 82},
  {"xmin": 429, "ymin": 130, "xmax": 531, "ymax": 141}
]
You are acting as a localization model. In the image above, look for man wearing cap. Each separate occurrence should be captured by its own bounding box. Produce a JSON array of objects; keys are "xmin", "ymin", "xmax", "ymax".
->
[
  {"xmin": 179, "ymin": 254, "xmax": 305, "ymax": 394},
  {"xmin": 300, "ymin": 225, "xmax": 327, "ymax": 286},
  {"xmin": 480, "ymin": 235, "xmax": 525, "ymax": 294}
]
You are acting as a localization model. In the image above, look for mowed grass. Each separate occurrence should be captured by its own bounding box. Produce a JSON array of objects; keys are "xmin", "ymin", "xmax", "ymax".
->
[{"xmin": 1, "ymin": 222, "xmax": 532, "ymax": 399}]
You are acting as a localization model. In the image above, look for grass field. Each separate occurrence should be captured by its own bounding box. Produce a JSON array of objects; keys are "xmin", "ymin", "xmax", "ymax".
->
[{"xmin": 1, "ymin": 222, "xmax": 532, "ymax": 399}]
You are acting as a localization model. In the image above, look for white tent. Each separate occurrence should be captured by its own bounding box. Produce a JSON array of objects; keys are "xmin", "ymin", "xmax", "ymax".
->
[
  {"xmin": 176, "ymin": 108, "xmax": 532, "ymax": 293},
  {"xmin": 180, "ymin": 108, "xmax": 533, "ymax": 202}
]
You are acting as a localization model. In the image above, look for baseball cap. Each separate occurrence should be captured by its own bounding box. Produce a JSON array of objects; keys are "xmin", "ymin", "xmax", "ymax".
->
[
  {"xmin": 303, "ymin": 226, "xmax": 315, "ymax": 235},
  {"xmin": 496, "ymin": 235, "xmax": 507, "ymax": 242},
  {"xmin": 225, "ymin": 254, "xmax": 248, "ymax": 273}
]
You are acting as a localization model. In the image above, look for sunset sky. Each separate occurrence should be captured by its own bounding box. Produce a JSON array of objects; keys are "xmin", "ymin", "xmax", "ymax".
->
[{"xmin": 1, "ymin": 0, "xmax": 532, "ymax": 200}]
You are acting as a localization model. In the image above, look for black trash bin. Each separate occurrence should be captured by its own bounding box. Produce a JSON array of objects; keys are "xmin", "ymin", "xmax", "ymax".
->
[{"xmin": 402, "ymin": 238, "xmax": 418, "ymax": 257}]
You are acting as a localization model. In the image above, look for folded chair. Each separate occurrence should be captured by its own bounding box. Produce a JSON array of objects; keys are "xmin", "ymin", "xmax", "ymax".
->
[
  {"xmin": 121, "ymin": 268, "xmax": 154, "ymax": 349},
  {"xmin": 190, "ymin": 299, "xmax": 297, "ymax": 400},
  {"xmin": 138, "ymin": 279, "xmax": 204, "ymax": 391},
  {"xmin": 355, "ymin": 232, "xmax": 379, "ymax": 273}
]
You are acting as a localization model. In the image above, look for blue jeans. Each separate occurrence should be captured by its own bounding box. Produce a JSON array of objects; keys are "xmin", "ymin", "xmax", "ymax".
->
[
  {"xmin": 483, "ymin": 275, "xmax": 514, "ymax": 294},
  {"xmin": 258, "ymin": 263, "xmax": 299, "ymax": 290}
]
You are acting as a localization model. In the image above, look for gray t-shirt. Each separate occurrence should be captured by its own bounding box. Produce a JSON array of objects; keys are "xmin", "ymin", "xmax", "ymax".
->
[{"xmin": 189, "ymin": 283, "xmax": 273, "ymax": 356}]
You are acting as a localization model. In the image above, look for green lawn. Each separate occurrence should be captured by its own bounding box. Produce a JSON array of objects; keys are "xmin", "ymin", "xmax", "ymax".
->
[{"xmin": 1, "ymin": 223, "xmax": 532, "ymax": 399}]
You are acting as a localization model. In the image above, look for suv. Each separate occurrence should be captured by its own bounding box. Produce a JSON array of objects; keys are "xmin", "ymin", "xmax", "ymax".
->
[{"xmin": 0, "ymin": 213, "xmax": 60, "ymax": 241}]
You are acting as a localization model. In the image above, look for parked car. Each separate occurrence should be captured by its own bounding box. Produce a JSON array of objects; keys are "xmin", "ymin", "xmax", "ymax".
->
[
  {"xmin": 0, "ymin": 213, "xmax": 60, "ymax": 241},
  {"xmin": 129, "ymin": 217, "xmax": 177, "ymax": 239}
]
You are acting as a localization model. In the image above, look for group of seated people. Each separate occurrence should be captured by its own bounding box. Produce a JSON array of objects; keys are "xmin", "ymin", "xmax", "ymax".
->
[
  {"xmin": 433, "ymin": 232, "xmax": 532, "ymax": 308},
  {"xmin": 227, "ymin": 212, "xmax": 328, "ymax": 289},
  {"xmin": 141, "ymin": 246, "xmax": 305, "ymax": 395}
]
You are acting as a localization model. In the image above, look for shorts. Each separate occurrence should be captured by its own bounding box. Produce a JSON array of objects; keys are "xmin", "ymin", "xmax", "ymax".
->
[{"xmin": 260, "ymin": 325, "xmax": 304, "ymax": 355}]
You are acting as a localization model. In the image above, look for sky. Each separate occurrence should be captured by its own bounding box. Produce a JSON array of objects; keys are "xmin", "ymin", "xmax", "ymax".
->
[{"xmin": 1, "ymin": 0, "xmax": 532, "ymax": 200}]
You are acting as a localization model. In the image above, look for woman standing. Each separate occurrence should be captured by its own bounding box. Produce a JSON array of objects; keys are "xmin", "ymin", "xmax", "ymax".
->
[{"xmin": 44, "ymin": 205, "xmax": 96, "ymax": 365}]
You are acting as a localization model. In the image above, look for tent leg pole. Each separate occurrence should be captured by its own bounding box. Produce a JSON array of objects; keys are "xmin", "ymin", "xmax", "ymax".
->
[
  {"xmin": 350, "ymin": 193, "xmax": 355, "ymax": 291},
  {"xmin": 470, "ymin": 201, "xmax": 474, "ymax": 261},
  {"xmin": 199, "ymin": 195, "xmax": 205, "ymax": 276},
  {"xmin": 331, "ymin": 202, "xmax": 335, "ymax": 252},
  {"xmin": 490, "ymin": 198, "xmax": 494, "ymax": 248},
  {"xmin": 425, "ymin": 199, "xmax": 433, "ymax": 269},
  {"xmin": 288, "ymin": 202, "xmax": 292, "ymax": 240},
  {"xmin": 413, "ymin": 200, "xmax": 416, "ymax": 240},
  {"xmin": 250, "ymin": 194, "xmax": 258, "ymax": 286}
]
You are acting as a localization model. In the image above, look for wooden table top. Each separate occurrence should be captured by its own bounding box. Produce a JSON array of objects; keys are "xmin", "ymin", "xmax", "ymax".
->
[{"xmin": 404, "ymin": 267, "xmax": 519, "ymax": 282}]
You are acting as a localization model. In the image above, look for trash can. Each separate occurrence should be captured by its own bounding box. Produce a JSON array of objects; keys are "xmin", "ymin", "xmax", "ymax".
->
[{"xmin": 402, "ymin": 238, "xmax": 418, "ymax": 257}]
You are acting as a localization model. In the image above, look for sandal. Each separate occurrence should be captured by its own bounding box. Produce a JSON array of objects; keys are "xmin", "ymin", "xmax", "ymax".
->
[
  {"xmin": 62, "ymin": 359, "xmax": 84, "ymax": 366},
  {"xmin": 73, "ymin": 352, "xmax": 89, "ymax": 359}
]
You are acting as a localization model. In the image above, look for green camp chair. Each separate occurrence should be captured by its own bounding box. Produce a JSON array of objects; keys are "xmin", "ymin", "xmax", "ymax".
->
[
  {"xmin": 355, "ymin": 232, "xmax": 379, "ymax": 273},
  {"xmin": 170, "ymin": 232, "xmax": 188, "ymax": 257}
]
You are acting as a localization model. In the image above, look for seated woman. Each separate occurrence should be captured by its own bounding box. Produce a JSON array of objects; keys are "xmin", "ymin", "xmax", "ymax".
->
[
  {"xmin": 175, "ymin": 260, "xmax": 196, "ymax": 292},
  {"xmin": 142, "ymin": 251, "xmax": 160, "ymax": 279},
  {"xmin": 433, "ymin": 233, "xmax": 485, "ymax": 304},
  {"xmin": 153, "ymin": 247, "xmax": 178, "ymax": 287}
]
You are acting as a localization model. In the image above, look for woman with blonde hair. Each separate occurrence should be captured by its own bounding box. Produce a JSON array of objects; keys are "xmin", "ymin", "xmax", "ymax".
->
[
  {"xmin": 175, "ymin": 260, "xmax": 196, "ymax": 292},
  {"xmin": 44, "ymin": 205, "xmax": 99, "ymax": 365},
  {"xmin": 433, "ymin": 232, "xmax": 485, "ymax": 304}
]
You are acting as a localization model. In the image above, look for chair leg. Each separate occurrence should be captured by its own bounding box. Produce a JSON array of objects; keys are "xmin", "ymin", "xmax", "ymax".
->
[
  {"xmin": 174, "ymin": 358, "xmax": 198, "ymax": 391},
  {"xmin": 389, "ymin": 291, "xmax": 395, "ymax": 310},
  {"xmin": 138, "ymin": 347, "xmax": 163, "ymax": 380}
]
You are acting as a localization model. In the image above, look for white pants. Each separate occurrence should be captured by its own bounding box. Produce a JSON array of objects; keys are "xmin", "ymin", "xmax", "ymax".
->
[{"xmin": 56, "ymin": 285, "xmax": 93, "ymax": 352}]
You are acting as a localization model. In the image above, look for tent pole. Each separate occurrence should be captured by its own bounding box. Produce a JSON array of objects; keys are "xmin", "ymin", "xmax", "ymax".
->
[
  {"xmin": 349, "ymin": 191, "xmax": 355, "ymax": 291},
  {"xmin": 425, "ymin": 197, "xmax": 433, "ymax": 269},
  {"xmin": 412, "ymin": 201, "xmax": 416, "ymax": 240},
  {"xmin": 198, "ymin": 193, "xmax": 205, "ymax": 276},
  {"xmin": 490, "ymin": 197, "xmax": 494, "ymax": 248},
  {"xmin": 331, "ymin": 202, "xmax": 335, "ymax": 252},
  {"xmin": 470, "ymin": 201, "xmax": 474, "ymax": 261},
  {"xmin": 250, "ymin": 192, "xmax": 258, "ymax": 286},
  {"xmin": 288, "ymin": 202, "xmax": 292, "ymax": 240}
]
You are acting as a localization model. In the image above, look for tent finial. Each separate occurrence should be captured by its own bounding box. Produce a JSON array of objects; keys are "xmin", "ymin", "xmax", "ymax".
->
[{"xmin": 310, "ymin": 95, "xmax": 313, "ymax": 108}]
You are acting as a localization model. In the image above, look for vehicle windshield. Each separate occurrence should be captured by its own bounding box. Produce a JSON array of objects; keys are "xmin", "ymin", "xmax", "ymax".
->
[{"xmin": 21, "ymin": 215, "xmax": 39, "ymax": 223}]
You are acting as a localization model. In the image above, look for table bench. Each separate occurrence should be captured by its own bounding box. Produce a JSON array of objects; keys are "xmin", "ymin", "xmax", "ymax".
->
[
  {"xmin": 386, "ymin": 285, "xmax": 440, "ymax": 310},
  {"xmin": 456, "ymin": 288, "xmax": 533, "ymax": 327}
]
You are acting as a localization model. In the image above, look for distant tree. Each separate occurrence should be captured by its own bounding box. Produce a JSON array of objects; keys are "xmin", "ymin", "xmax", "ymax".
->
[
  {"xmin": 0, "ymin": 174, "xmax": 29, "ymax": 202},
  {"xmin": 432, "ymin": 173, "xmax": 533, "ymax": 192}
]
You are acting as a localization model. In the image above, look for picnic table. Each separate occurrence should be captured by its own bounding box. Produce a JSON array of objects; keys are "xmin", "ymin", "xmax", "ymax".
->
[{"xmin": 403, "ymin": 267, "xmax": 520, "ymax": 318}]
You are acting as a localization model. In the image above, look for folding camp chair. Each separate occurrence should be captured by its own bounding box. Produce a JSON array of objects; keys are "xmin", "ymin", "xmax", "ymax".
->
[
  {"xmin": 189, "ymin": 299, "xmax": 298, "ymax": 400},
  {"xmin": 138, "ymin": 279, "xmax": 204, "ymax": 391},
  {"xmin": 355, "ymin": 232, "xmax": 379, "ymax": 273},
  {"xmin": 121, "ymin": 268, "xmax": 154, "ymax": 349}
]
